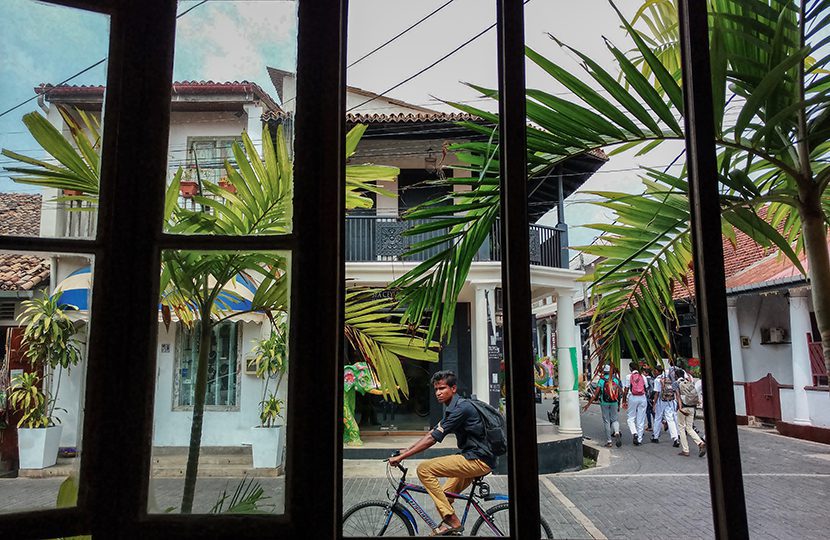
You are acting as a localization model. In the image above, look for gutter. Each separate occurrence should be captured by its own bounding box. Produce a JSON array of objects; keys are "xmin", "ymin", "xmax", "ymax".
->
[
  {"xmin": 0, "ymin": 290, "xmax": 35, "ymax": 299},
  {"xmin": 726, "ymin": 275, "xmax": 807, "ymax": 296}
]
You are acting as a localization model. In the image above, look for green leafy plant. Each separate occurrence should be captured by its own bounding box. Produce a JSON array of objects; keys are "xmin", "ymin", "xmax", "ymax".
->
[
  {"xmin": 209, "ymin": 476, "xmax": 274, "ymax": 514},
  {"xmin": 12, "ymin": 293, "xmax": 83, "ymax": 426},
  {"xmin": 250, "ymin": 322, "xmax": 288, "ymax": 428},
  {"xmin": 393, "ymin": 0, "xmax": 830, "ymax": 374},
  {"xmin": 8, "ymin": 372, "xmax": 49, "ymax": 428}
]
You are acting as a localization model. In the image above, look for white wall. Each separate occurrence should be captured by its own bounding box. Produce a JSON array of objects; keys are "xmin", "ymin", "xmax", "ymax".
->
[
  {"xmin": 167, "ymin": 111, "xmax": 252, "ymax": 173},
  {"xmin": 806, "ymin": 390, "xmax": 830, "ymax": 428},
  {"xmin": 780, "ymin": 388, "xmax": 795, "ymax": 423},
  {"xmin": 152, "ymin": 320, "xmax": 282, "ymax": 447},
  {"xmin": 736, "ymin": 294, "xmax": 794, "ymax": 384}
]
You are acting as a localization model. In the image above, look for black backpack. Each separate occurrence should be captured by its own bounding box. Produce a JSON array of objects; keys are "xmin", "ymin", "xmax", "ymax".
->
[{"xmin": 467, "ymin": 398, "xmax": 508, "ymax": 456}]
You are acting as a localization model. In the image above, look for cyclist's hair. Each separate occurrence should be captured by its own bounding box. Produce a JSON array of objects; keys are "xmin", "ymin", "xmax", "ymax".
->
[{"xmin": 431, "ymin": 370, "xmax": 457, "ymax": 387}]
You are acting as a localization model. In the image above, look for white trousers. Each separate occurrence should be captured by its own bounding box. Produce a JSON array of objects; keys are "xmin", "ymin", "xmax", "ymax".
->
[
  {"xmin": 652, "ymin": 400, "xmax": 678, "ymax": 440},
  {"xmin": 626, "ymin": 394, "xmax": 648, "ymax": 442}
]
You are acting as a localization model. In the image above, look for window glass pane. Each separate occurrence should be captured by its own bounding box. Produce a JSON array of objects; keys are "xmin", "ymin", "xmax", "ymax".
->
[
  {"xmin": 523, "ymin": 3, "xmax": 713, "ymax": 538},
  {"xmin": 165, "ymin": 0, "xmax": 298, "ymax": 235},
  {"xmin": 175, "ymin": 321, "xmax": 240, "ymax": 408},
  {"xmin": 149, "ymin": 249, "xmax": 289, "ymax": 515},
  {"xmin": 342, "ymin": 2, "xmax": 509, "ymax": 536},
  {"xmin": 0, "ymin": 251, "xmax": 93, "ymax": 513},
  {"xmin": 0, "ymin": 0, "xmax": 108, "ymax": 240}
]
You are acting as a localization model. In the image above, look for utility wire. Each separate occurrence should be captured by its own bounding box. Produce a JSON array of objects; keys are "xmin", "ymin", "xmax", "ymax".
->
[
  {"xmin": 0, "ymin": 0, "xmax": 209, "ymax": 120},
  {"xmin": 347, "ymin": 0, "xmax": 531, "ymax": 113},
  {"xmin": 348, "ymin": 0, "xmax": 456, "ymax": 69}
]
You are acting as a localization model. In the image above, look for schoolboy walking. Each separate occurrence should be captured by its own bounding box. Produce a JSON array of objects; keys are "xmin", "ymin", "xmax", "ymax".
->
[{"xmin": 583, "ymin": 364, "xmax": 623, "ymax": 447}]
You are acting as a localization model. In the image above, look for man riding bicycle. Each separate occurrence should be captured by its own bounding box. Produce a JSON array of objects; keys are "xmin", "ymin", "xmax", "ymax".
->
[{"xmin": 388, "ymin": 370, "xmax": 495, "ymax": 536}]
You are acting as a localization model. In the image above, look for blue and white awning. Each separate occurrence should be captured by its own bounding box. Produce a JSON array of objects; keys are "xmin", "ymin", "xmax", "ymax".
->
[
  {"xmin": 55, "ymin": 266, "xmax": 264, "ymax": 321},
  {"xmin": 55, "ymin": 266, "xmax": 92, "ymax": 311}
]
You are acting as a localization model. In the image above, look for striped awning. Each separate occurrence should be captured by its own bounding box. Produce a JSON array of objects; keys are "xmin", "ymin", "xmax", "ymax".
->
[{"xmin": 55, "ymin": 266, "xmax": 264, "ymax": 321}]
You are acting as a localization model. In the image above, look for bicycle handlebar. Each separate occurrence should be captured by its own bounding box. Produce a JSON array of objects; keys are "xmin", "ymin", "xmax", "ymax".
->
[{"xmin": 383, "ymin": 450, "xmax": 407, "ymax": 475}]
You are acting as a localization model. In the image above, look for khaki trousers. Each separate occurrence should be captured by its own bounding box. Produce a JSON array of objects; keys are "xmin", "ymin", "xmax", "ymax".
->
[
  {"xmin": 677, "ymin": 407, "xmax": 703, "ymax": 453},
  {"xmin": 416, "ymin": 454, "xmax": 491, "ymax": 519}
]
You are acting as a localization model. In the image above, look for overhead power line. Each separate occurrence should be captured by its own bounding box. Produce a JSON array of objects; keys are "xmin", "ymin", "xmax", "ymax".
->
[
  {"xmin": 347, "ymin": 0, "xmax": 531, "ymax": 113},
  {"xmin": 348, "ymin": 0, "xmax": 456, "ymax": 69},
  {"xmin": 0, "ymin": 0, "xmax": 209, "ymax": 120}
]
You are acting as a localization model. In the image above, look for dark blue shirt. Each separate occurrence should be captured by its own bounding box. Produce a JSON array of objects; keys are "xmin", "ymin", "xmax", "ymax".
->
[{"xmin": 430, "ymin": 394, "xmax": 496, "ymax": 469}]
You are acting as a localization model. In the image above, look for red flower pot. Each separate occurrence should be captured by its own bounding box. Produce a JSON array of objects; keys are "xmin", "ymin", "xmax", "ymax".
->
[
  {"xmin": 179, "ymin": 181, "xmax": 199, "ymax": 198},
  {"xmin": 218, "ymin": 179, "xmax": 237, "ymax": 194}
]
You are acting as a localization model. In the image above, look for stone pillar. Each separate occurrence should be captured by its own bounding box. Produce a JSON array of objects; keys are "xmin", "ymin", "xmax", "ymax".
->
[
  {"xmin": 789, "ymin": 288, "xmax": 813, "ymax": 425},
  {"xmin": 472, "ymin": 285, "xmax": 492, "ymax": 401},
  {"xmin": 727, "ymin": 297, "xmax": 747, "ymax": 415},
  {"xmin": 556, "ymin": 289, "xmax": 581, "ymax": 435},
  {"xmin": 535, "ymin": 321, "xmax": 543, "ymax": 359}
]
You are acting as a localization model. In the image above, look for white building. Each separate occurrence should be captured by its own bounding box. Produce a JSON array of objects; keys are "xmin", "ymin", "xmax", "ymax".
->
[{"xmin": 29, "ymin": 75, "xmax": 607, "ymax": 467}]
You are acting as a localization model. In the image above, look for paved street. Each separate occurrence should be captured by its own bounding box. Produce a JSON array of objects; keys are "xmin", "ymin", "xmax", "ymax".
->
[{"xmin": 2, "ymin": 403, "xmax": 829, "ymax": 538}]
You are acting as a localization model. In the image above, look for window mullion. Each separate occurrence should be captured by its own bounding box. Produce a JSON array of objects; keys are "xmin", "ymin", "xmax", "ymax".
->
[
  {"xmin": 677, "ymin": 2, "xmax": 750, "ymax": 537},
  {"xmin": 285, "ymin": 1, "xmax": 347, "ymax": 537},
  {"xmin": 78, "ymin": 0, "xmax": 178, "ymax": 534},
  {"xmin": 496, "ymin": 1, "xmax": 541, "ymax": 538}
]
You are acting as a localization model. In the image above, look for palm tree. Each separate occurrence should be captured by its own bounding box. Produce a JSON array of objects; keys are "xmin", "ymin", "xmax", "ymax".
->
[
  {"xmin": 3, "ymin": 110, "xmax": 438, "ymax": 511},
  {"xmin": 392, "ymin": 0, "xmax": 830, "ymax": 376}
]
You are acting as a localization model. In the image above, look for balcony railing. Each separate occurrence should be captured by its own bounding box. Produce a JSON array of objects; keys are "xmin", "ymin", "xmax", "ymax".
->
[
  {"xmin": 64, "ymin": 199, "xmax": 97, "ymax": 239},
  {"xmin": 345, "ymin": 214, "xmax": 564, "ymax": 268}
]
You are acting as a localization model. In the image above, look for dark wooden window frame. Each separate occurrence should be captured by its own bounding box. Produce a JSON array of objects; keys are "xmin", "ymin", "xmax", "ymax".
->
[{"xmin": 0, "ymin": 0, "xmax": 749, "ymax": 538}]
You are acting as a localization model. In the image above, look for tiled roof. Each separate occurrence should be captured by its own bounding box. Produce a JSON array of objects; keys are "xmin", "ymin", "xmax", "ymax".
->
[
  {"xmin": 36, "ymin": 81, "xmax": 281, "ymax": 113},
  {"xmin": 0, "ymin": 254, "xmax": 50, "ymax": 291},
  {"xmin": 0, "ymin": 193, "xmax": 41, "ymax": 236},
  {"xmin": 261, "ymin": 108, "xmax": 479, "ymax": 124},
  {"xmin": 0, "ymin": 193, "xmax": 49, "ymax": 291},
  {"xmin": 578, "ymin": 208, "xmax": 799, "ymax": 320}
]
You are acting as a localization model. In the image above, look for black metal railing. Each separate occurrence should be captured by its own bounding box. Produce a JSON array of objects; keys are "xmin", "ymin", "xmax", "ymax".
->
[{"xmin": 345, "ymin": 214, "xmax": 563, "ymax": 268}]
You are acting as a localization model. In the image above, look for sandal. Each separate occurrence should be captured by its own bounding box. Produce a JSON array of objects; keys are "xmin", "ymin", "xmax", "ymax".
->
[{"xmin": 431, "ymin": 519, "xmax": 464, "ymax": 536}]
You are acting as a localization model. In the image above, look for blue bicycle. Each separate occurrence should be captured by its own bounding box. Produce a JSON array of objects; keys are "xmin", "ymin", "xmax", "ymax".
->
[{"xmin": 342, "ymin": 456, "xmax": 553, "ymax": 537}]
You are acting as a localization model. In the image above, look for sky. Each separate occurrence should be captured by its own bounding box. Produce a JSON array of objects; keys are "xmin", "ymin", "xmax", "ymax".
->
[{"xmin": 0, "ymin": 0, "xmax": 686, "ymax": 250}]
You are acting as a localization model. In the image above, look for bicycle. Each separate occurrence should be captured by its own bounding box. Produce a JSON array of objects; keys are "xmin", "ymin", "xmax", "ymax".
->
[{"xmin": 342, "ymin": 453, "xmax": 553, "ymax": 537}]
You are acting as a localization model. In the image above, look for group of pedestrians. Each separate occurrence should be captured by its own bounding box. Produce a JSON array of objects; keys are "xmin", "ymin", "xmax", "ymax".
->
[{"xmin": 583, "ymin": 362, "xmax": 707, "ymax": 458}]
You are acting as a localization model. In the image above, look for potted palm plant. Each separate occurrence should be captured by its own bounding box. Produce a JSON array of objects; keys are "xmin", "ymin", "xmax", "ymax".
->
[
  {"xmin": 248, "ymin": 321, "xmax": 287, "ymax": 469},
  {"xmin": 10, "ymin": 293, "xmax": 82, "ymax": 469}
]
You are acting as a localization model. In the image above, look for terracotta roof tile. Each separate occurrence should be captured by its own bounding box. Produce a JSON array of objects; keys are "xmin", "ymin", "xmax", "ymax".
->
[
  {"xmin": 36, "ymin": 81, "xmax": 281, "ymax": 113},
  {"xmin": 0, "ymin": 193, "xmax": 42, "ymax": 236},
  {"xmin": 0, "ymin": 193, "xmax": 49, "ymax": 291},
  {"xmin": 0, "ymin": 254, "xmax": 49, "ymax": 291}
]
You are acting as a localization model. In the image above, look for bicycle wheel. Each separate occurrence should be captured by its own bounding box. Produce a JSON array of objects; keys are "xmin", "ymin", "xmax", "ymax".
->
[
  {"xmin": 342, "ymin": 500, "xmax": 415, "ymax": 537},
  {"xmin": 470, "ymin": 503, "xmax": 553, "ymax": 538}
]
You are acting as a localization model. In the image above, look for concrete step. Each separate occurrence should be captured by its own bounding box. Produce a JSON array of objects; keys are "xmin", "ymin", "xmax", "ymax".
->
[
  {"xmin": 152, "ymin": 453, "xmax": 253, "ymax": 466},
  {"xmin": 152, "ymin": 464, "xmax": 281, "ymax": 478}
]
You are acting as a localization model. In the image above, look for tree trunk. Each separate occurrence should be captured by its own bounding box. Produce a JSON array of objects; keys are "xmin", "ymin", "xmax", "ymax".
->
[
  {"xmin": 799, "ymin": 199, "xmax": 830, "ymax": 387},
  {"xmin": 180, "ymin": 315, "xmax": 213, "ymax": 513}
]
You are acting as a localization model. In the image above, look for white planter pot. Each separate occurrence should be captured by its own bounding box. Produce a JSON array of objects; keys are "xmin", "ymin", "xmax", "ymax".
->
[
  {"xmin": 250, "ymin": 425, "xmax": 283, "ymax": 469},
  {"xmin": 18, "ymin": 425, "xmax": 63, "ymax": 470}
]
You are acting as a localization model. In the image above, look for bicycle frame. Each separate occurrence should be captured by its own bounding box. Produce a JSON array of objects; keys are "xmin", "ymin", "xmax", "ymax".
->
[{"xmin": 383, "ymin": 465, "xmax": 509, "ymax": 535}]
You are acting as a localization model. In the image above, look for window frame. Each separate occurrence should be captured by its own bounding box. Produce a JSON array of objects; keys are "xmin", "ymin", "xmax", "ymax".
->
[{"xmin": 0, "ymin": 0, "xmax": 750, "ymax": 538}]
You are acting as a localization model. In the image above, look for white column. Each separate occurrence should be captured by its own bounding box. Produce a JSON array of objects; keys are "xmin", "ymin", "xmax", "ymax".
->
[
  {"xmin": 472, "ymin": 285, "xmax": 492, "ymax": 401},
  {"xmin": 535, "ymin": 321, "xmax": 543, "ymax": 359},
  {"xmin": 727, "ymin": 297, "xmax": 747, "ymax": 416},
  {"xmin": 545, "ymin": 319, "xmax": 554, "ymax": 357},
  {"xmin": 789, "ymin": 288, "xmax": 813, "ymax": 425},
  {"xmin": 556, "ymin": 289, "xmax": 581, "ymax": 435},
  {"xmin": 243, "ymin": 103, "xmax": 262, "ymax": 147}
]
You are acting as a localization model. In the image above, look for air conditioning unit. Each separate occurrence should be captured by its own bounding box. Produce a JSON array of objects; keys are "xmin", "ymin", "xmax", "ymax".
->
[{"xmin": 768, "ymin": 327, "xmax": 786, "ymax": 343}]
